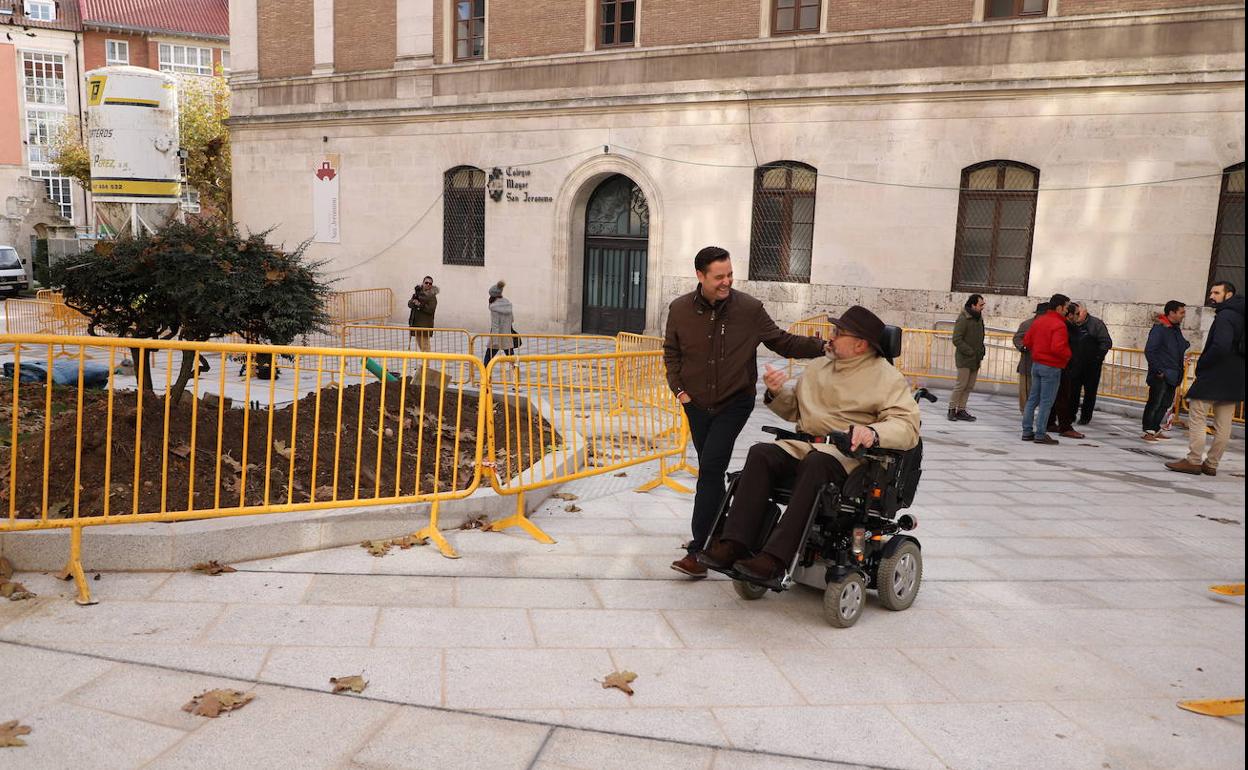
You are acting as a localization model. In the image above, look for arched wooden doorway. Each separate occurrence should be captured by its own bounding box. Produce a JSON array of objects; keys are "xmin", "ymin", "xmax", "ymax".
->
[{"xmin": 582, "ymin": 174, "xmax": 649, "ymax": 335}]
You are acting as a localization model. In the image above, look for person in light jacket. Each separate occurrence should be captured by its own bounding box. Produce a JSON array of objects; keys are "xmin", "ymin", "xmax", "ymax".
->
[
  {"xmin": 949, "ymin": 294, "xmax": 986, "ymax": 422},
  {"xmin": 484, "ymin": 280, "xmax": 515, "ymax": 367}
]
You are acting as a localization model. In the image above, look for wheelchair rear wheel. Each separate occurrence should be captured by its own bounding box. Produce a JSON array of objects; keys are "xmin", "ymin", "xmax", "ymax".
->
[
  {"xmin": 823, "ymin": 572, "xmax": 866, "ymax": 628},
  {"xmin": 733, "ymin": 580, "xmax": 768, "ymax": 601},
  {"xmin": 876, "ymin": 541, "xmax": 922, "ymax": 611}
]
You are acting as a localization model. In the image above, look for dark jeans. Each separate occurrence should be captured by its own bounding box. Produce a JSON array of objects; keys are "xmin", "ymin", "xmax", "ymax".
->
[
  {"xmin": 683, "ymin": 391, "xmax": 755, "ymax": 554},
  {"xmin": 1023, "ymin": 363, "xmax": 1063, "ymax": 438},
  {"xmin": 722, "ymin": 444, "xmax": 847, "ymax": 564},
  {"xmin": 1073, "ymin": 361, "xmax": 1104, "ymax": 423},
  {"xmin": 1049, "ymin": 367, "xmax": 1077, "ymax": 433},
  {"xmin": 1142, "ymin": 377, "xmax": 1177, "ymax": 433},
  {"xmin": 482, "ymin": 348, "xmax": 514, "ymax": 367}
]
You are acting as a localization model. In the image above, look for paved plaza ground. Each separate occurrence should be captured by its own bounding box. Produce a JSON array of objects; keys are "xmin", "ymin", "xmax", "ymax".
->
[{"xmin": 1, "ymin": 387, "xmax": 1244, "ymax": 769}]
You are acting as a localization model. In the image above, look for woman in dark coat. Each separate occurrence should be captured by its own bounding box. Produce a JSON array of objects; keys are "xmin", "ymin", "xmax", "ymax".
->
[{"xmin": 407, "ymin": 275, "xmax": 438, "ymax": 351}]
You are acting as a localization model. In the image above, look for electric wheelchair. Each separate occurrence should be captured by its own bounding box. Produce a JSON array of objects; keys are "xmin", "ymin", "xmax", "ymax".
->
[{"xmin": 699, "ymin": 325, "xmax": 937, "ymax": 628}]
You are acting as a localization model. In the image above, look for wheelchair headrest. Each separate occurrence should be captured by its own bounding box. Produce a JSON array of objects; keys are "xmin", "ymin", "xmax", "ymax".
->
[{"xmin": 880, "ymin": 325, "xmax": 903, "ymax": 360}]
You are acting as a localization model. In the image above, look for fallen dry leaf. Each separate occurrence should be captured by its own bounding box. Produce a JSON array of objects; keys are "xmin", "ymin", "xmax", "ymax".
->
[
  {"xmin": 564, "ymin": 505, "xmax": 582, "ymax": 513},
  {"xmin": 601, "ymin": 670, "xmax": 637, "ymax": 695},
  {"xmin": 0, "ymin": 719, "xmax": 31, "ymax": 747},
  {"xmin": 361, "ymin": 540, "xmax": 392, "ymax": 557},
  {"xmin": 458, "ymin": 515, "xmax": 490, "ymax": 531},
  {"xmin": 272, "ymin": 440, "xmax": 293, "ymax": 460},
  {"xmin": 0, "ymin": 581, "xmax": 35, "ymax": 601},
  {"xmin": 220, "ymin": 454, "xmax": 243, "ymax": 473},
  {"xmin": 314, "ymin": 485, "xmax": 337, "ymax": 499},
  {"xmin": 550, "ymin": 492, "xmax": 579, "ymax": 501},
  {"xmin": 169, "ymin": 443, "xmax": 192, "ymax": 459},
  {"xmin": 614, "ymin": 472, "xmax": 628, "ymax": 478},
  {"xmin": 360, "ymin": 534, "xmax": 430, "ymax": 558},
  {"xmin": 183, "ymin": 689, "xmax": 254, "ymax": 718},
  {"xmin": 329, "ymin": 675, "xmax": 368, "ymax": 694},
  {"xmin": 191, "ymin": 561, "xmax": 237, "ymax": 576}
]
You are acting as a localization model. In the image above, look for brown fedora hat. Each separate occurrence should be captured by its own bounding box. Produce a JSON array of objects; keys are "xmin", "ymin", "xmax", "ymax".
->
[{"xmin": 826, "ymin": 305, "xmax": 886, "ymax": 354}]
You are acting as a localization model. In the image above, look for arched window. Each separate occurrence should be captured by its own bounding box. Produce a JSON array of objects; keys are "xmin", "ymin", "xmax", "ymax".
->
[
  {"xmin": 443, "ymin": 166, "xmax": 486, "ymax": 266},
  {"xmin": 749, "ymin": 161, "xmax": 816, "ymax": 283},
  {"xmin": 1209, "ymin": 162, "xmax": 1245, "ymax": 296},
  {"xmin": 951, "ymin": 160, "xmax": 1039, "ymax": 295}
]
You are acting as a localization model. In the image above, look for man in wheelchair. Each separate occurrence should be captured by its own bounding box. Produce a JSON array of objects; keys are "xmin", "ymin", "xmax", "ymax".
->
[{"xmin": 697, "ymin": 306, "xmax": 922, "ymax": 622}]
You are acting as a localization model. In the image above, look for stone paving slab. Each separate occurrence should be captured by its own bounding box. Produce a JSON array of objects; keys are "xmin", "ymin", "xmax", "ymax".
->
[{"xmin": 0, "ymin": 391, "xmax": 1243, "ymax": 769}]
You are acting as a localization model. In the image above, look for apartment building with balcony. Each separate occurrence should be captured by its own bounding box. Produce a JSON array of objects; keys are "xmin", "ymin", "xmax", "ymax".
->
[{"xmin": 228, "ymin": 1, "xmax": 1245, "ymax": 343}]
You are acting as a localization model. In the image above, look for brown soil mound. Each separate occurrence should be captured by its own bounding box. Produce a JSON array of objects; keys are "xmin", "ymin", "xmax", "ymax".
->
[{"xmin": 0, "ymin": 379, "xmax": 555, "ymax": 519}]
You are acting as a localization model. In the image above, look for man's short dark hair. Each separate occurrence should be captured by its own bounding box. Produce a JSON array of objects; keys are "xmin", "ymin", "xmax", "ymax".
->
[
  {"xmin": 964, "ymin": 294, "xmax": 984, "ymax": 309},
  {"xmin": 694, "ymin": 246, "xmax": 730, "ymax": 274},
  {"xmin": 1163, "ymin": 300, "xmax": 1186, "ymax": 315},
  {"xmin": 423, "ymin": 275, "xmax": 433, "ymax": 282},
  {"xmin": 1049, "ymin": 293, "xmax": 1070, "ymax": 310},
  {"xmin": 1212, "ymin": 280, "xmax": 1237, "ymax": 296}
]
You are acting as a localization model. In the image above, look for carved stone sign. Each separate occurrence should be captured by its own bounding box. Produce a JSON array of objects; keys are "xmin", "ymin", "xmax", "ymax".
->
[{"xmin": 488, "ymin": 166, "xmax": 552, "ymax": 203}]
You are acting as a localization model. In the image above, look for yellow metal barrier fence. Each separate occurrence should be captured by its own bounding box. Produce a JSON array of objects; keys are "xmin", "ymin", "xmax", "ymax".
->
[
  {"xmin": 0, "ymin": 334, "xmax": 485, "ymax": 602},
  {"xmin": 1177, "ymin": 351, "xmax": 1245, "ymax": 426},
  {"xmin": 481, "ymin": 349, "xmax": 685, "ymax": 543},
  {"xmin": 326, "ymin": 288, "xmax": 394, "ymax": 325},
  {"xmin": 4, "ymin": 298, "xmax": 91, "ymax": 337},
  {"xmin": 344, "ymin": 324, "xmax": 472, "ymax": 358},
  {"xmin": 613, "ymin": 332, "xmax": 698, "ymax": 491}
]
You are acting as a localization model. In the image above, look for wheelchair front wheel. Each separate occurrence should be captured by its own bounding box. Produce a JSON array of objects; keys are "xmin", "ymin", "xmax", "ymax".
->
[
  {"xmin": 876, "ymin": 541, "xmax": 922, "ymax": 611},
  {"xmin": 823, "ymin": 572, "xmax": 866, "ymax": 628},
  {"xmin": 733, "ymin": 580, "xmax": 768, "ymax": 601}
]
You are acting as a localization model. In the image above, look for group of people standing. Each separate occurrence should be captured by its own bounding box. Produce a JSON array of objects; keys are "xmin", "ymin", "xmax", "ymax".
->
[
  {"xmin": 951, "ymin": 283, "xmax": 1244, "ymax": 475},
  {"xmin": 405, "ymin": 276, "xmax": 517, "ymax": 364}
]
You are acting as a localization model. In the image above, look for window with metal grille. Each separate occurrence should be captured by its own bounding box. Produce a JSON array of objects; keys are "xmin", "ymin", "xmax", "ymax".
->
[
  {"xmin": 24, "ymin": 108, "xmax": 63, "ymax": 165},
  {"xmin": 159, "ymin": 43, "xmax": 214, "ymax": 76},
  {"xmin": 772, "ymin": 0, "xmax": 820, "ymax": 34},
  {"xmin": 22, "ymin": 52, "xmax": 66, "ymax": 105},
  {"xmin": 951, "ymin": 160, "xmax": 1039, "ymax": 296},
  {"xmin": 749, "ymin": 161, "xmax": 817, "ymax": 283},
  {"xmin": 1209, "ymin": 162, "xmax": 1245, "ymax": 297},
  {"xmin": 30, "ymin": 168, "xmax": 73, "ymax": 220},
  {"xmin": 599, "ymin": 0, "xmax": 636, "ymax": 48},
  {"xmin": 985, "ymin": 0, "xmax": 1047, "ymax": 19},
  {"xmin": 454, "ymin": 0, "xmax": 486, "ymax": 61},
  {"xmin": 106, "ymin": 40, "xmax": 130, "ymax": 65},
  {"xmin": 443, "ymin": 166, "xmax": 486, "ymax": 266}
]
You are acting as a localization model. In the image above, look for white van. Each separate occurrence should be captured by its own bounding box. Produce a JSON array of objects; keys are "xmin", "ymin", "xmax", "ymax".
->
[{"xmin": 0, "ymin": 245, "xmax": 29, "ymax": 296}]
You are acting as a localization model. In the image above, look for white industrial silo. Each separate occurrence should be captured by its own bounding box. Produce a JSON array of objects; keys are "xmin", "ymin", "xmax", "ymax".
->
[{"xmin": 83, "ymin": 66, "xmax": 182, "ymax": 237}]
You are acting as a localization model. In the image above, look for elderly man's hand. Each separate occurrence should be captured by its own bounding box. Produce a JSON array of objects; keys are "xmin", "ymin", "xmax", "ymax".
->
[
  {"xmin": 762, "ymin": 364, "xmax": 788, "ymax": 394},
  {"xmin": 849, "ymin": 425, "xmax": 877, "ymax": 451}
]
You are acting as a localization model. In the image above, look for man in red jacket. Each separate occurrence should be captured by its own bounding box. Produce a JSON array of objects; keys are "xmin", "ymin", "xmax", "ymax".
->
[{"xmin": 1021, "ymin": 294, "xmax": 1072, "ymax": 445}]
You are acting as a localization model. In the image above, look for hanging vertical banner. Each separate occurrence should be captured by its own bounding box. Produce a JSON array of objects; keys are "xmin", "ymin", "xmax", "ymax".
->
[{"xmin": 313, "ymin": 154, "xmax": 341, "ymax": 243}]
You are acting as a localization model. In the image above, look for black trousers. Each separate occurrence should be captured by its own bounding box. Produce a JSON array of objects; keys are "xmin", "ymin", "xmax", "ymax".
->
[
  {"xmin": 1049, "ymin": 368, "xmax": 1077, "ymax": 432},
  {"xmin": 722, "ymin": 444, "xmax": 847, "ymax": 565},
  {"xmin": 1142, "ymin": 377, "xmax": 1177, "ymax": 433},
  {"xmin": 682, "ymin": 391, "xmax": 755, "ymax": 554},
  {"xmin": 1073, "ymin": 361, "xmax": 1104, "ymax": 423},
  {"xmin": 482, "ymin": 348, "xmax": 514, "ymax": 367}
]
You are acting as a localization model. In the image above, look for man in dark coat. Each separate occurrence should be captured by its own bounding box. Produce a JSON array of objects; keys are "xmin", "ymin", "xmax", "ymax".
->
[
  {"xmin": 1013, "ymin": 302, "xmax": 1049, "ymax": 413},
  {"xmin": 1047, "ymin": 304, "xmax": 1083, "ymax": 439},
  {"xmin": 1167, "ymin": 282, "xmax": 1245, "ymax": 476},
  {"xmin": 663, "ymin": 246, "xmax": 825, "ymax": 578},
  {"xmin": 949, "ymin": 294, "xmax": 986, "ymax": 422},
  {"xmin": 1142, "ymin": 300, "xmax": 1189, "ymax": 441},
  {"xmin": 1067, "ymin": 304, "xmax": 1113, "ymax": 425},
  {"xmin": 407, "ymin": 275, "xmax": 439, "ymax": 351}
]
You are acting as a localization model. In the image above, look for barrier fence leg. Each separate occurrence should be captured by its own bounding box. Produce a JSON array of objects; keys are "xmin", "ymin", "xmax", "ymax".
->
[
  {"xmin": 635, "ymin": 454, "xmax": 693, "ymax": 495},
  {"xmin": 64, "ymin": 526, "xmax": 96, "ymax": 606},
  {"xmin": 415, "ymin": 500, "xmax": 459, "ymax": 560},
  {"xmin": 487, "ymin": 491, "xmax": 556, "ymax": 544}
]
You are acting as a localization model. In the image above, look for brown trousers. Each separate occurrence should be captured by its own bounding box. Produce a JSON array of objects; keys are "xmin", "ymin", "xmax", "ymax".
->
[
  {"xmin": 1186, "ymin": 400, "xmax": 1237, "ymax": 469},
  {"xmin": 1017, "ymin": 370, "xmax": 1031, "ymax": 413},
  {"xmin": 950, "ymin": 367, "xmax": 979, "ymax": 411}
]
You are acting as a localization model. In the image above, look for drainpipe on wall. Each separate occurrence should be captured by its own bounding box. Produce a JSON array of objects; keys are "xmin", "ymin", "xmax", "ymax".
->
[{"xmin": 73, "ymin": 29, "xmax": 92, "ymax": 237}]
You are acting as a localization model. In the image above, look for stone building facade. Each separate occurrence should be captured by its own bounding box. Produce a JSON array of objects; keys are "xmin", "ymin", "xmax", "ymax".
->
[{"xmin": 228, "ymin": 1, "xmax": 1245, "ymax": 346}]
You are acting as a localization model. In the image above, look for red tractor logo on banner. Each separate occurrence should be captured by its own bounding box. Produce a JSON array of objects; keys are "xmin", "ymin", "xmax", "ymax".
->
[{"xmin": 315, "ymin": 161, "xmax": 337, "ymax": 181}]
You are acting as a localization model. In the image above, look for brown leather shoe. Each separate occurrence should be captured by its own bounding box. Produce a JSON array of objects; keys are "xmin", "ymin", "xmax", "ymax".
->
[
  {"xmin": 1165, "ymin": 459, "xmax": 1204, "ymax": 475},
  {"xmin": 1034, "ymin": 435, "xmax": 1060, "ymax": 445},
  {"xmin": 698, "ymin": 539, "xmax": 747, "ymax": 570},
  {"xmin": 1059, "ymin": 429, "xmax": 1086, "ymax": 440},
  {"xmin": 733, "ymin": 552, "xmax": 785, "ymax": 583},
  {"xmin": 1201, "ymin": 463, "xmax": 1217, "ymax": 477},
  {"xmin": 671, "ymin": 553, "xmax": 707, "ymax": 578}
]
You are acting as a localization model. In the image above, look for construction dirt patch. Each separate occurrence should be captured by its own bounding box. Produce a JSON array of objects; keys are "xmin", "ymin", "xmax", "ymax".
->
[{"xmin": 0, "ymin": 379, "xmax": 557, "ymax": 519}]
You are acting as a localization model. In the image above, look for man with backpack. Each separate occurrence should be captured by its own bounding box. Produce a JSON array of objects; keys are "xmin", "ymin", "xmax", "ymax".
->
[{"xmin": 1166, "ymin": 281, "xmax": 1245, "ymax": 476}]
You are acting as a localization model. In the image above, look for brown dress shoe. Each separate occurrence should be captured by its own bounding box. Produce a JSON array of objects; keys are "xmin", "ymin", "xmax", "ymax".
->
[
  {"xmin": 698, "ymin": 539, "xmax": 747, "ymax": 570},
  {"xmin": 671, "ymin": 553, "xmax": 707, "ymax": 578},
  {"xmin": 1059, "ymin": 429, "xmax": 1085, "ymax": 440},
  {"xmin": 1202, "ymin": 463, "xmax": 1217, "ymax": 477},
  {"xmin": 1165, "ymin": 459, "xmax": 1204, "ymax": 475},
  {"xmin": 1034, "ymin": 435, "xmax": 1060, "ymax": 445},
  {"xmin": 733, "ymin": 552, "xmax": 785, "ymax": 583}
]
